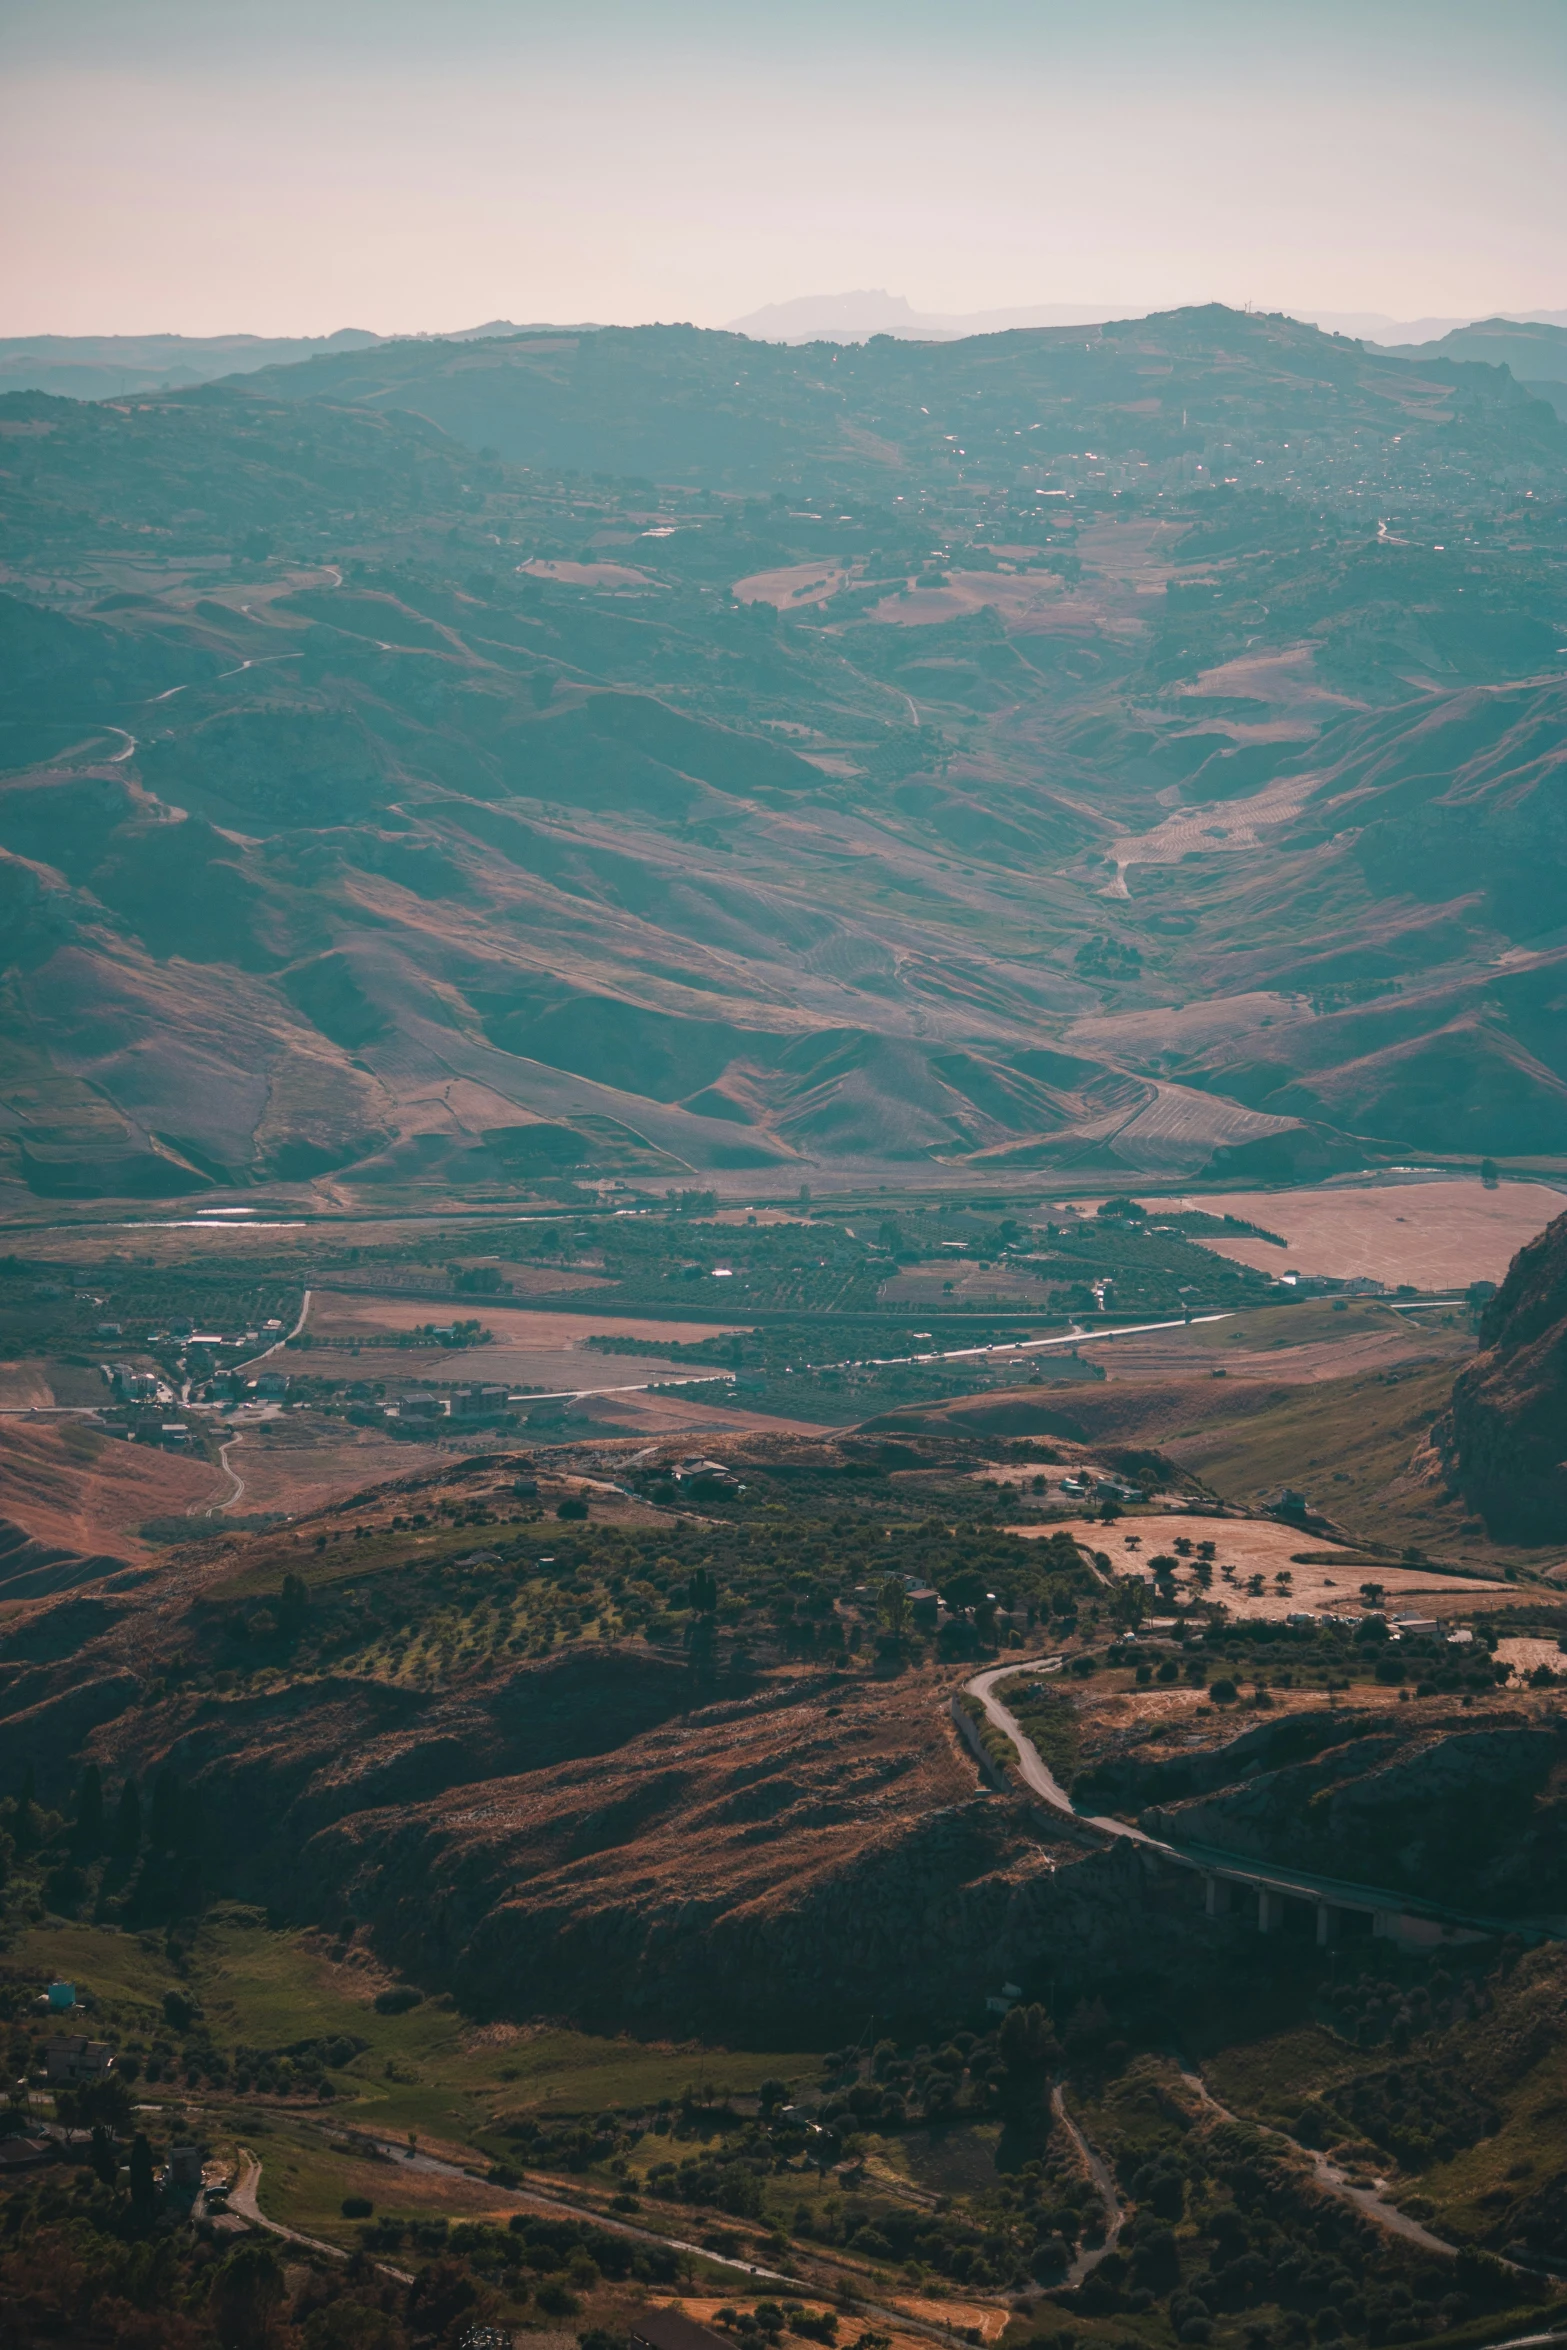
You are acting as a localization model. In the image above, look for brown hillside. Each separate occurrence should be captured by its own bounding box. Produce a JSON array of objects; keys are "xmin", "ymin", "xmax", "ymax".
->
[{"xmin": 1442, "ymin": 1207, "xmax": 1567, "ymax": 1543}]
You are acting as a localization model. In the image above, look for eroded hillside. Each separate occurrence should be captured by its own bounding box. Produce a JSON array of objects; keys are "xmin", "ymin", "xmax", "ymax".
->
[{"xmin": 1, "ymin": 305, "xmax": 1565, "ymax": 1206}]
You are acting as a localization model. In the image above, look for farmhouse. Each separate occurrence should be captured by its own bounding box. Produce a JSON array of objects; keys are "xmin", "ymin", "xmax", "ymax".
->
[{"xmin": 44, "ymin": 2035, "xmax": 115, "ymax": 2083}]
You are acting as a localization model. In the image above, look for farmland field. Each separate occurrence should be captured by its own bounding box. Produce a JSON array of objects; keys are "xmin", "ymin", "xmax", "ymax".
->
[
  {"xmin": 1009, "ymin": 1511, "xmax": 1511, "ymax": 1619},
  {"xmin": 212, "ymin": 1418, "xmax": 452, "ymax": 1517},
  {"xmin": 1172, "ymin": 1179, "xmax": 1563, "ymax": 1289},
  {"xmin": 303, "ymin": 1294, "xmax": 748, "ymax": 1394}
]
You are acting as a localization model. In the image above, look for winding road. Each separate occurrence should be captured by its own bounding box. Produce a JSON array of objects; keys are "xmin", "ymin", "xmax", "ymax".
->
[
  {"xmin": 1174, "ymin": 2066, "xmax": 1457, "ymax": 2258},
  {"xmin": 1049, "ymin": 2085, "xmax": 1125, "ymax": 2285},
  {"xmin": 186, "ymin": 1434, "xmax": 247, "ymax": 1518},
  {"xmin": 240, "ymin": 2128, "xmax": 1002, "ymax": 2341},
  {"xmin": 233, "ymin": 1288, "xmax": 313, "ymax": 1374},
  {"xmin": 230, "ymin": 2150, "xmax": 412, "ymax": 2280},
  {"xmin": 961, "ymin": 1665, "xmax": 1549, "ymax": 2268}
]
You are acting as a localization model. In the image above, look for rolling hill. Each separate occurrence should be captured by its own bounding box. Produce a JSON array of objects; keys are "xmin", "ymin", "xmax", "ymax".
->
[{"xmin": 0, "ymin": 305, "xmax": 1565, "ymax": 1205}]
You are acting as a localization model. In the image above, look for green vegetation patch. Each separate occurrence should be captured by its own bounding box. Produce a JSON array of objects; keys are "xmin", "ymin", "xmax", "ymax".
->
[{"xmin": 995, "ymin": 1675, "xmax": 1081, "ymax": 1789}]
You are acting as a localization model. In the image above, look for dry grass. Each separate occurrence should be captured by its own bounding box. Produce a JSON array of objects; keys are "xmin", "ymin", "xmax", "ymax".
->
[
  {"xmin": 866, "ymin": 570, "xmax": 1084, "ymax": 632},
  {"xmin": 216, "ymin": 1420, "xmax": 452, "ymax": 1517},
  {"xmin": 303, "ymin": 1295, "xmax": 749, "ymax": 1395},
  {"xmin": 730, "ymin": 562, "xmax": 853, "ymax": 608},
  {"xmin": 0, "ymin": 1416, "xmax": 222, "ymax": 1557},
  {"xmin": 1007, "ymin": 1510, "xmax": 1509, "ymax": 1619},
  {"xmin": 1494, "ymin": 1635, "xmax": 1566, "ymax": 1678},
  {"xmin": 1175, "ymin": 1180, "xmax": 1563, "ymax": 1291},
  {"xmin": 519, "ymin": 559, "xmax": 656, "ymax": 588},
  {"xmin": 306, "ymin": 1299, "xmax": 744, "ymax": 1349}
]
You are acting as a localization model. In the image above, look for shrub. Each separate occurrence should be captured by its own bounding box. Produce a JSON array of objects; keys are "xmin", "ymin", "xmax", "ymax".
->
[
  {"xmin": 373, "ymin": 1986, "xmax": 423, "ymax": 2015},
  {"xmin": 341, "ymin": 2196, "xmax": 374, "ymax": 2218}
]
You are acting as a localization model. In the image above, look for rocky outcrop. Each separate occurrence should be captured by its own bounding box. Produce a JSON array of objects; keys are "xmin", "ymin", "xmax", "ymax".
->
[{"xmin": 1440, "ymin": 1207, "xmax": 1567, "ymax": 1542}]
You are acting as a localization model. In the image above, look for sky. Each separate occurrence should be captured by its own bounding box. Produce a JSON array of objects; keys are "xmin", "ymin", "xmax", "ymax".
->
[{"xmin": 1, "ymin": 0, "xmax": 1563, "ymax": 338}]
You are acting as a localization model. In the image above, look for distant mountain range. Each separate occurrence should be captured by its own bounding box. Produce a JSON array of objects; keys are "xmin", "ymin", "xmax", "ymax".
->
[
  {"xmin": 0, "ymin": 319, "xmax": 603, "ymax": 403},
  {"xmin": 4, "ymin": 300, "xmax": 1566, "ymax": 400},
  {"xmin": 722, "ymin": 292, "xmax": 1567, "ymax": 348},
  {"xmin": 1369, "ymin": 318, "xmax": 1567, "ymax": 416},
  {"xmin": 1, "ymin": 302, "xmax": 1564, "ymax": 1205}
]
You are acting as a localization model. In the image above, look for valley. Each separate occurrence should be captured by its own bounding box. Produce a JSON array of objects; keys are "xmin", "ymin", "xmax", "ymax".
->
[
  {"xmin": 2, "ymin": 297, "xmax": 1566, "ymax": 2350},
  {"xmin": 1, "ymin": 307, "xmax": 1565, "ymax": 1215}
]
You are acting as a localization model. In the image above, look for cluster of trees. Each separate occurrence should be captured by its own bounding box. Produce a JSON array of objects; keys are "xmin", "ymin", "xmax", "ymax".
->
[
  {"xmin": 0, "ymin": 2169, "xmax": 531, "ymax": 2346},
  {"xmin": 1306, "ymin": 2053, "xmax": 1495, "ymax": 2165},
  {"xmin": 0, "ymin": 1758, "xmax": 214, "ymax": 1929},
  {"xmin": 1070, "ymin": 2116, "xmax": 1507, "ymax": 2344},
  {"xmin": 358, "ymin": 2210, "xmax": 680, "ymax": 2301}
]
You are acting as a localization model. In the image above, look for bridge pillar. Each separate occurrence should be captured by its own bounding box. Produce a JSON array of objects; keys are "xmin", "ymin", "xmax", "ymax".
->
[
  {"xmin": 1205, "ymin": 1875, "xmax": 1231, "ymax": 1917},
  {"xmin": 1258, "ymin": 1889, "xmax": 1284, "ymax": 1935},
  {"xmin": 1316, "ymin": 1902, "xmax": 1336, "ymax": 1947}
]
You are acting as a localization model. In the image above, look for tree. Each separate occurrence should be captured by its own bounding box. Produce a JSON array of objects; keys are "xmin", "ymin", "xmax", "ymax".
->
[
  {"xmin": 1110, "ymin": 1579, "xmax": 1146, "ymax": 1630},
  {"xmin": 129, "ymin": 2132, "xmax": 158, "ymax": 2221},
  {"xmin": 878, "ymin": 1575, "xmax": 909, "ymax": 1640},
  {"xmin": 113, "ymin": 1777, "xmax": 142, "ymax": 1857},
  {"xmin": 999, "ymin": 2001, "xmax": 1060, "ymax": 2079},
  {"xmin": 303, "ymin": 2306, "xmax": 401, "ymax": 2350},
  {"xmin": 89, "ymin": 2122, "xmax": 118, "ymax": 2187},
  {"xmin": 149, "ymin": 1765, "xmax": 180, "ymax": 1854},
  {"xmin": 687, "ymin": 1567, "xmax": 718, "ymax": 1614},
  {"xmin": 210, "ymin": 2242, "xmax": 286, "ymax": 2350},
  {"xmin": 65, "ymin": 2072, "xmax": 134, "ymax": 2135},
  {"xmin": 70, "ymin": 1762, "xmax": 105, "ymax": 1856},
  {"xmin": 12, "ymin": 1763, "xmax": 38, "ymax": 1856},
  {"xmin": 404, "ymin": 2259, "xmax": 481, "ymax": 2339}
]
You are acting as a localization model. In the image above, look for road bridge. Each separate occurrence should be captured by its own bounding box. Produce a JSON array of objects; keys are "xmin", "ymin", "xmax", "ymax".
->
[{"xmin": 965, "ymin": 1658, "xmax": 1564, "ymax": 1950}]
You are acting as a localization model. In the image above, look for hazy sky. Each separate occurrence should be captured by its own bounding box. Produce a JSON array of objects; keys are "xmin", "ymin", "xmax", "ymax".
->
[{"xmin": 2, "ymin": 0, "xmax": 1563, "ymax": 337}]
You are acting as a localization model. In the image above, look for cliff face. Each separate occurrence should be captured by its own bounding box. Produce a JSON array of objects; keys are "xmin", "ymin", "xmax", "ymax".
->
[{"xmin": 1443, "ymin": 1206, "xmax": 1567, "ymax": 1542}]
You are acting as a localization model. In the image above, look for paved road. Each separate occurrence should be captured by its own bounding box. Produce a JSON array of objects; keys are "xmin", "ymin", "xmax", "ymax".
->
[
  {"xmin": 233, "ymin": 1289, "xmax": 312, "ymax": 1376},
  {"xmin": 968, "ymin": 1656, "xmax": 1155, "ymax": 1840},
  {"xmin": 805, "ymin": 1311, "xmax": 1232, "ymax": 1378},
  {"xmin": 229, "ymin": 2150, "xmax": 412, "ymax": 2281},
  {"xmin": 965, "ymin": 1662, "xmax": 1566, "ymax": 1939},
  {"xmin": 968, "ymin": 1672, "xmax": 1558, "ymax": 2271}
]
